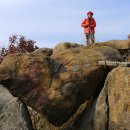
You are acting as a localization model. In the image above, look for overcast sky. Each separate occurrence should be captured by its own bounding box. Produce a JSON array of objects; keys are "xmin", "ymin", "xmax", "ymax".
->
[{"xmin": 0, "ymin": 0, "xmax": 130, "ymax": 48}]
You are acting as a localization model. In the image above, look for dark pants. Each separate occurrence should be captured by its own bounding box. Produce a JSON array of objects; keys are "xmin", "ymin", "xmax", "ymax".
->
[{"xmin": 85, "ymin": 34, "xmax": 95, "ymax": 44}]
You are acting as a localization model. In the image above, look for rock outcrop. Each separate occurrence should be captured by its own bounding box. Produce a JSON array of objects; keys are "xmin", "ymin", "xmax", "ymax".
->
[
  {"xmin": 27, "ymin": 67, "xmax": 130, "ymax": 130},
  {"xmin": 96, "ymin": 67, "xmax": 130, "ymax": 130},
  {"xmin": 27, "ymin": 101, "xmax": 90, "ymax": 130},
  {"xmin": 0, "ymin": 44, "xmax": 122, "ymax": 126},
  {"xmin": 0, "ymin": 85, "xmax": 33, "ymax": 130},
  {"xmin": 73, "ymin": 66, "xmax": 130, "ymax": 130},
  {"xmin": 32, "ymin": 48, "xmax": 53, "ymax": 56},
  {"xmin": 53, "ymin": 42, "xmax": 82, "ymax": 53},
  {"xmin": 99, "ymin": 40, "xmax": 130, "ymax": 50}
]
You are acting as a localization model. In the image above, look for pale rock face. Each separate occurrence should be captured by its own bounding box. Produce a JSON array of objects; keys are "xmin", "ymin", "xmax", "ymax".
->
[
  {"xmin": 99, "ymin": 40, "xmax": 130, "ymax": 50},
  {"xmin": 0, "ymin": 85, "xmax": 33, "ymax": 130},
  {"xmin": 104, "ymin": 67, "xmax": 130, "ymax": 130},
  {"xmin": 74, "ymin": 67, "xmax": 130, "ymax": 130}
]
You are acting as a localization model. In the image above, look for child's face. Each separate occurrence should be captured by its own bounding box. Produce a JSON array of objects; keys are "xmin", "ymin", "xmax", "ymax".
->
[{"xmin": 87, "ymin": 14, "xmax": 92, "ymax": 18}]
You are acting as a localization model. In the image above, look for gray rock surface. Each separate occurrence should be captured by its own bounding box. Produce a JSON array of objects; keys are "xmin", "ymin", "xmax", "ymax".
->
[{"xmin": 0, "ymin": 85, "xmax": 33, "ymax": 130}]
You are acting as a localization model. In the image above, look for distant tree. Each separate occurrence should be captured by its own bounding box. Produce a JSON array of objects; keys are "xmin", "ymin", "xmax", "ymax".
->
[{"xmin": 0, "ymin": 35, "xmax": 39, "ymax": 64}]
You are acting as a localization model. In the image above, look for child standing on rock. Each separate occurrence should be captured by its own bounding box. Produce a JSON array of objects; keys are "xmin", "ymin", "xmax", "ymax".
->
[{"xmin": 81, "ymin": 11, "xmax": 96, "ymax": 46}]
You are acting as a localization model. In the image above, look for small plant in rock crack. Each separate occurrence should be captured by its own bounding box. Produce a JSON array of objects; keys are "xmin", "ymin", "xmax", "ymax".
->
[{"xmin": 0, "ymin": 35, "xmax": 39, "ymax": 64}]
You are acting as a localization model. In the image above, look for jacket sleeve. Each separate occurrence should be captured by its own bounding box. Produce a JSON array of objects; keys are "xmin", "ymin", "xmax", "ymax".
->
[
  {"xmin": 81, "ymin": 19, "xmax": 87, "ymax": 27},
  {"xmin": 91, "ymin": 19, "xmax": 96, "ymax": 28}
]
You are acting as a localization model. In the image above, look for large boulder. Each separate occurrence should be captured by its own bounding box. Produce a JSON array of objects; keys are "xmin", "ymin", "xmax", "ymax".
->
[
  {"xmin": 0, "ymin": 85, "xmax": 33, "ymax": 130},
  {"xmin": 53, "ymin": 42, "xmax": 82, "ymax": 53},
  {"xmin": 32, "ymin": 48, "xmax": 53, "ymax": 56},
  {"xmin": 0, "ymin": 44, "xmax": 122, "ymax": 126},
  {"xmin": 27, "ymin": 100, "xmax": 91, "ymax": 130},
  {"xmin": 73, "ymin": 66, "xmax": 130, "ymax": 130},
  {"xmin": 96, "ymin": 66, "xmax": 130, "ymax": 130},
  {"xmin": 99, "ymin": 40, "xmax": 130, "ymax": 50}
]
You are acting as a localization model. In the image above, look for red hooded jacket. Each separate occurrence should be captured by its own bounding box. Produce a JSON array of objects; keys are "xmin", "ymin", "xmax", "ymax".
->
[{"xmin": 81, "ymin": 18, "xmax": 96, "ymax": 34}]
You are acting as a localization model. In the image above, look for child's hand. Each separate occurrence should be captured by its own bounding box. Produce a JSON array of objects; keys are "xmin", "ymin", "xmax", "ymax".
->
[{"xmin": 85, "ymin": 24, "xmax": 89, "ymax": 28}]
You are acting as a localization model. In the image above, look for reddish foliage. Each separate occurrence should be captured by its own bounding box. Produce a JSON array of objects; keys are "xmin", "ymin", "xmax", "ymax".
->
[{"xmin": 0, "ymin": 35, "xmax": 39, "ymax": 64}]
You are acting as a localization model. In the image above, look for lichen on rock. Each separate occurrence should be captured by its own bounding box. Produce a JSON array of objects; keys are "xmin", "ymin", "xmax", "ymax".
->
[
  {"xmin": 0, "ymin": 85, "xmax": 33, "ymax": 130},
  {"xmin": 0, "ymin": 43, "xmax": 122, "ymax": 126}
]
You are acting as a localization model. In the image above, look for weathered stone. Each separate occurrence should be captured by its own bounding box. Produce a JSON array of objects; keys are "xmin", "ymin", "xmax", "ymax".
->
[
  {"xmin": 105, "ymin": 67, "xmax": 130, "ymax": 130},
  {"xmin": 99, "ymin": 40, "xmax": 130, "ymax": 50},
  {"xmin": 0, "ymin": 85, "xmax": 33, "ymax": 130},
  {"xmin": 28, "ymin": 107, "xmax": 45, "ymax": 130},
  {"xmin": 0, "ymin": 45, "xmax": 122, "ymax": 126},
  {"xmin": 53, "ymin": 42, "xmax": 82, "ymax": 53},
  {"xmin": 94, "ymin": 81, "xmax": 109, "ymax": 130},
  {"xmin": 127, "ymin": 56, "xmax": 130, "ymax": 61},
  {"xmin": 32, "ymin": 48, "xmax": 53, "ymax": 56},
  {"xmin": 28, "ymin": 100, "xmax": 91, "ymax": 130},
  {"xmin": 73, "ymin": 67, "xmax": 130, "ymax": 130}
]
